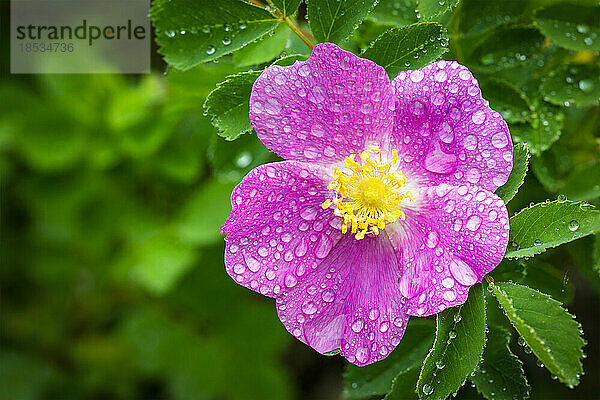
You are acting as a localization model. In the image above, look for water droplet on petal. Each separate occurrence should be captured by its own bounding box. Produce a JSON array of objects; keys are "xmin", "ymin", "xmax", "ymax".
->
[
  {"xmin": 244, "ymin": 254, "xmax": 261, "ymax": 272},
  {"xmin": 300, "ymin": 206, "xmax": 317, "ymax": 221},
  {"xmin": 491, "ymin": 132, "xmax": 509, "ymax": 148},
  {"xmin": 426, "ymin": 231, "xmax": 439, "ymax": 248},
  {"xmin": 301, "ymin": 301, "xmax": 317, "ymax": 315},
  {"xmin": 410, "ymin": 69, "xmax": 425, "ymax": 82},
  {"xmin": 351, "ymin": 319, "xmax": 364, "ymax": 333},
  {"xmin": 322, "ymin": 291, "xmax": 335, "ymax": 303},
  {"xmin": 466, "ymin": 215, "xmax": 482, "ymax": 231},
  {"xmin": 471, "ymin": 110, "xmax": 486, "ymax": 124},
  {"xmin": 449, "ymin": 258, "xmax": 478, "ymax": 285}
]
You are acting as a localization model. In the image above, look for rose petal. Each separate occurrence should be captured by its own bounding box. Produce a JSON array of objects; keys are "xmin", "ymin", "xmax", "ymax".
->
[
  {"xmin": 222, "ymin": 161, "xmax": 342, "ymax": 298},
  {"xmin": 276, "ymin": 234, "xmax": 409, "ymax": 366},
  {"xmin": 391, "ymin": 60, "xmax": 513, "ymax": 192},
  {"xmin": 387, "ymin": 183, "xmax": 509, "ymax": 316},
  {"xmin": 250, "ymin": 43, "xmax": 396, "ymax": 165}
]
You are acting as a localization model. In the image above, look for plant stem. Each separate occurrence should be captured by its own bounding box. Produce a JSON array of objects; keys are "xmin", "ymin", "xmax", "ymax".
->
[
  {"xmin": 250, "ymin": 0, "xmax": 314, "ymax": 49},
  {"xmin": 282, "ymin": 16, "xmax": 314, "ymax": 49}
]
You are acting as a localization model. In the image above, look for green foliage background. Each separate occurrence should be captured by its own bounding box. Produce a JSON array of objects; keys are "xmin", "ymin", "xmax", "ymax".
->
[{"xmin": 1, "ymin": 0, "xmax": 599, "ymax": 399}]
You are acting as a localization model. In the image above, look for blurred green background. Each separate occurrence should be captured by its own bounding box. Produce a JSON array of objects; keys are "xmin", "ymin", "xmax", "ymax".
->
[{"xmin": 1, "ymin": 0, "xmax": 599, "ymax": 399}]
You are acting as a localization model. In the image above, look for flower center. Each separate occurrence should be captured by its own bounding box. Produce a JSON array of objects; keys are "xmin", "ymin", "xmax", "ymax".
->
[{"xmin": 322, "ymin": 145, "xmax": 414, "ymax": 240}]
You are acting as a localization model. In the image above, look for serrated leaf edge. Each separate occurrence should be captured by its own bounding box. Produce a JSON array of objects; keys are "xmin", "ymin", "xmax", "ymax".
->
[
  {"xmin": 491, "ymin": 282, "xmax": 585, "ymax": 387},
  {"xmin": 505, "ymin": 200, "xmax": 600, "ymax": 259},
  {"xmin": 417, "ymin": 285, "xmax": 486, "ymax": 400}
]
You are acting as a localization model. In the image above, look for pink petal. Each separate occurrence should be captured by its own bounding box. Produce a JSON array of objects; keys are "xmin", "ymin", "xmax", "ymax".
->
[
  {"xmin": 276, "ymin": 234, "xmax": 409, "ymax": 366},
  {"xmin": 391, "ymin": 60, "xmax": 513, "ymax": 192},
  {"xmin": 222, "ymin": 161, "xmax": 343, "ymax": 298},
  {"xmin": 250, "ymin": 43, "xmax": 396, "ymax": 165},
  {"xmin": 387, "ymin": 184, "xmax": 509, "ymax": 316}
]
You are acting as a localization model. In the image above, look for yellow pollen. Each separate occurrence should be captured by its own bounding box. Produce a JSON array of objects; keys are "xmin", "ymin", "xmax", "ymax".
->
[{"xmin": 322, "ymin": 145, "xmax": 413, "ymax": 240}]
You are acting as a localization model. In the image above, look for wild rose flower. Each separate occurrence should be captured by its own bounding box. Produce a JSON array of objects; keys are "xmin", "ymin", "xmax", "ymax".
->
[{"xmin": 221, "ymin": 43, "xmax": 511, "ymax": 366}]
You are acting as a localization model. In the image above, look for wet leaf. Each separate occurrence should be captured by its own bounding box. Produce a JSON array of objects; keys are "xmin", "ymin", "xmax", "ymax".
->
[
  {"xmin": 495, "ymin": 143, "xmax": 530, "ymax": 204},
  {"xmin": 417, "ymin": 284, "xmax": 486, "ymax": 400},
  {"xmin": 534, "ymin": 4, "xmax": 600, "ymax": 51},
  {"xmin": 505, "ymin": 200, "xmax": 600, "ymax": 259},
  {"xmin": 271, "ymin": 0, "xmax": 302, "ymax": 16},
  {"xmin": 203, "ymin": 71, "xmax": 261, "ymax": 140},
  {"xmin": 308, "ymin": 0, "xmax": 379, "ymax": 43},
  {"xmin": 510, "ymin": 102, "xmax": 564, "ymax": 155},
  {"xmin": 417, "ymin": 0, "xmax": 459, "ymax": 21},
  {"xmin": 362, "ymin": 23, "xmax": 449, "ymax": 76},
  {"xmin": 369, "ymin": 0, "xmax": 418, "ymax": 26},
  {"xmin": 343, "ymin": 320, "xmax": 434, "ymax": 399},
  {"xmin": 491, "ymin": 282, "xmax": 585, "ymax": 388},
  {"xmin": 540, "ymin": 64, "xmax": 600, "ymax": 107},
  {"xmin": 233, "ymin": 25, "xmax": 291, "ymax": 68},
  {"xmin": 470, "ymin": 327, "xmax": 530, "ymax": 400},
  {"xmin": 151, "ymin": 0, "xmax": 278, "ymax": 69}
]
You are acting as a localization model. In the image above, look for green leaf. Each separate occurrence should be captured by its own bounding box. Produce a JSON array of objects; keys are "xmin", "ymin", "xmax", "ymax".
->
[
  {"xmin": 534, "ymin": 4, "xmax": 600, "ymax": 51},
  {"xmin": 233, "ymin": 25, "xmax": 291, "ymax": 67},
  {"xmin": 203, "ymin": 54, "xmax": 306, "ymax": 140},
  {"xmin": 520, "ymin": 260, "xmax": 573, "ymax": 305},
  {"xmin": 505, "ymin": 200, "xmax": 600, "ymax": 259},
  {"xmin": 307, "ymin": 0, "xmax": 378, "ymax": 43},
  {"xmin": 417, "ymin": 284, "xmax": 486, "ymax": 400},
  {"xmin": 176, "ymin": 178, "xmax": 238, "ymax": 246},
  {"xmin": 417, "ymin": 0, "xmax": 459, "ymax": 21},
  {"xmin": 510, "ymin": 102, "xmax": 564, "ymax": 155},
  {"xmin": 203, "ymin": 71, "xmax": 261, "ymax": 140},
  {"xmin": 271, "ymin": 0, "xmax": 302, "ymax": 16},
  {"xmin": 384, "ymin": 365, "xmax": 421, "ymax": 400},
  {"xmin": 495, "ymin": 143, "xmax": 529, "ymax": 204},
  {"xmin": 272, "ymin": 54, "xmax": 309, "ymax": 66},
  {"xmin": 469, "ymin": 28, "xmax": 546, "ymax": 74},
  {"xmin": 151, "ymin": 0, "xmax": 279, "ymax": 69},
  {"xmin": 369, "ymin": 0, "xmax": 418, "ymax": 26},
  {"xmin": 343, "ymin": 320, "xmax": 434, "ymax": 399},
  {"xmin": 478, "ymin": 79, "xmax": 532, "ymax": 123},
  {"xmin": 470, "ymin": 327, "xmax": 530, "ymax": 400},
  {"xmin": 562, "ymin": 161, "xmax": 600, "ymax": 202},
  {"xmin": 491, "ymin": 282, "xmax": 585, "ymax": 388},
  {"xmin": 362, "ymin": 23, "xmax": 449, "ymax": 77},
  {"xmin": 540, "ymin": 64, "xmax": 600, "ymax": 107}
]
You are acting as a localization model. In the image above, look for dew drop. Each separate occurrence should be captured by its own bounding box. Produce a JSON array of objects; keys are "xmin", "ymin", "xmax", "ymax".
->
[
  {"xmin": 449, "ymin": 258, "xmax": 478, "ymax": 286},
  {"xmin": 301, "ymin": 301, "xmax": 317, "ymax": 315},
  {"xmin": 410, "ymin": 69, "xmax": 425, "ymax": 83},
  {"xmin": 466, "ymin": 215, "xmax": 482, "ymax": 231},
  {"xmin": 322, "ymin": 291, "xmax": 335, "ymax": 303},
  {"xmin": 300, "ymin": 206, "xmax": 317, "ymax": 221},
  {"xmin": 422, "ymin": 383, "xmax": 434, "ymax": 395},
  {"xmin": 351, "ymin": 319, "xmax": 364, "ymax": 333},
  {"xmin": 491, "ymin": 131, "xmax": 508, "ymax": 148},
  {"xmin": 426, "ymin": 231, "xmax": 439, "ymax": 248},
  {"xmin": 569, "ymin": 220, "xmax": 579, "ymax": 231}
]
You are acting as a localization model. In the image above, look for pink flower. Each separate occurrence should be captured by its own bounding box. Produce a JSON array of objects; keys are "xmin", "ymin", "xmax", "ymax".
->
[{"xmin": 221, "ymin": 43, "xmax": 511, "ymax": 366}]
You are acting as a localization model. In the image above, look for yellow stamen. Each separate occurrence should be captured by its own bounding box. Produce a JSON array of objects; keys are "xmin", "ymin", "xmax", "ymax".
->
[{"xmin": 321, "ymin": 146, "xmax": 414, "ymax": 240}]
